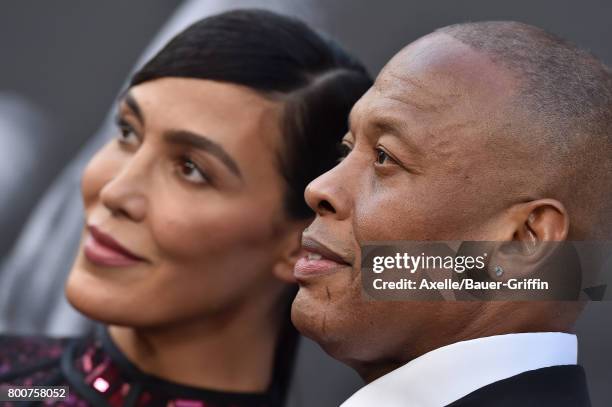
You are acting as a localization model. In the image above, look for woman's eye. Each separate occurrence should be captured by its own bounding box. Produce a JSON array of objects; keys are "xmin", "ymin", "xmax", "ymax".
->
[
  {"xmin": 178, "ymin": 157, "xmax": 209, "ymax": 185},
  {"xmin": 116, "ymin": 121, "xmax": 139, "ymax": 147}
]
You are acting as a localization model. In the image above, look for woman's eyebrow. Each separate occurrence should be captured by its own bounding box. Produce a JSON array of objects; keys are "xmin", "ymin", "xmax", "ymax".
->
[
  {"xmin": 120, "ymin": 91, "xmax": 145, "ymax": 124},
  {"xmin": 119, "ymin": 91, "xmax": 144, "ymax": 124},
  {"xmin": 163, "ymin": 130, "xmax": 243, "ymax": 180}
]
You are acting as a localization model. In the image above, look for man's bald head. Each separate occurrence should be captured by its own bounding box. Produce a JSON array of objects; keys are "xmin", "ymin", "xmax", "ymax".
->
[
  {"xmin": 292, "ymin": 22, "xmax": 609, "ymax": 376},
  {"xmin": 436, "ymin": 21, "xmax": 612, "ymax": 239}
]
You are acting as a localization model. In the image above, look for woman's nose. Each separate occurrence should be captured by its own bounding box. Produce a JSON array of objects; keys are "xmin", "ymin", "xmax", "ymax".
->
[{"xmin": 98, "ymin": 155, "xmax": 149, "ymax": 222}]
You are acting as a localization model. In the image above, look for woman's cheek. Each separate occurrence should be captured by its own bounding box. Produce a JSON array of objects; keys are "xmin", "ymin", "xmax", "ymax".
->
[{"xmin": 150, "ymin": 200, "xmax": 275, "ymax": 261}]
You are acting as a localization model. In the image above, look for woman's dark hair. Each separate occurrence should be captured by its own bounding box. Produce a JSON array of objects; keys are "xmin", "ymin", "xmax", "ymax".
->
[
  {"xmin": 130, "ymin": 9, "xmax": 372, "ymax": 405},
  {"xmin": 131, "ymin": 8, "xmax": 372, "ymax": 220}
]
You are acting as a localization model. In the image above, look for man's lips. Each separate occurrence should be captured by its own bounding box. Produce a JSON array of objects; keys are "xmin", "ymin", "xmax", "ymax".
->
[
  {"xmin": 294, "ymin": 236, "xmax": 352, "ymax": 279},
  {"xmin": 83, "ymin": 225, "xmax": 146, "ymax": 267}
]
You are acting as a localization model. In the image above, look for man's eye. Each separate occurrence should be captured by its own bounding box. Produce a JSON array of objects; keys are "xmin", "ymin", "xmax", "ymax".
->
[
  {"xmin": 375, "ymin": 148, "xmax": 394, "ymax": 165},
  {"xmin": 337, "ymin": 142, "xmax": 352, "ymax": 163}
]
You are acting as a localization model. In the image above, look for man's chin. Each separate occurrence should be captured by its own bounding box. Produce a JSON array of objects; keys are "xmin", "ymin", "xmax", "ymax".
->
[
  {"xmin": 291, "ymin": 287, "xmax": 351, "ymax": 359},
  {"xmin": 291, "ymin": 287, "xmax": 332, "ymax": 340}
]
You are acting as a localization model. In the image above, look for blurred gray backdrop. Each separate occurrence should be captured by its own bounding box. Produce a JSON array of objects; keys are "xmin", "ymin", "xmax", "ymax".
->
[{"xmin": 0, "ymin": 1, "xmax": 610, "ymax": 406}]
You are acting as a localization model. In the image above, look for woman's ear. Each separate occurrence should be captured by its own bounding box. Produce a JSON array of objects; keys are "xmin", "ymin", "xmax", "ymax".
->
[
  {"xmin": 490, "ymin": 199, "xmax": 570, "ymax": 281},
  {"xmin": 272, "ymin": 220, "xmax": 310, "ymax": 284}
]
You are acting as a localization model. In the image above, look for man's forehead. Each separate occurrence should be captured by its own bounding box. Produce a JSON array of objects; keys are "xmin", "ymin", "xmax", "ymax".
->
[
  {"xmin": 348, "ymin": 33, "xmax": 520, "ymax": 163},
  {"xmin": 374, "ymin": 32, "xmax": 516, "ymax": 109}
]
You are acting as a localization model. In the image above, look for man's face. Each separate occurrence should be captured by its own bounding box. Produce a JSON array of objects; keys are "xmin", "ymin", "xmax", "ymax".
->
[{"xmin": 292, "ymin": 33, "xmax": 522, "ymax": 372}]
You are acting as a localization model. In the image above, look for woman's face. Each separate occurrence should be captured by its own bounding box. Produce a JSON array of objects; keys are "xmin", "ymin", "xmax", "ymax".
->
[{"xmin": 67, "ymin": 78, "xmax": 301, "ymax": 327}]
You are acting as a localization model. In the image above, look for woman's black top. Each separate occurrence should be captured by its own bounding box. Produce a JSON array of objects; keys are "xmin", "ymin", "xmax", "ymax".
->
[{"xmin": 0, "ymin": 326, "xmax": 287, "ymax": 407}]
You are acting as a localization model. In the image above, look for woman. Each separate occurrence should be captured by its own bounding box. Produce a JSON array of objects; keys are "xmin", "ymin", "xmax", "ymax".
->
[{"xmin": 0, "ymin": 9, "xmax": 371, "ymax": 406}]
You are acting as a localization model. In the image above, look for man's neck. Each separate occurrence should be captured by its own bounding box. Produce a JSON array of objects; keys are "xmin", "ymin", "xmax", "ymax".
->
[
  {"xmin": 352, "ymin": 302, "xmax": 578, "ymax": 382},
  {"xmin": 341, "ymin": 332, "xmax": 578, "ymax": 407}
]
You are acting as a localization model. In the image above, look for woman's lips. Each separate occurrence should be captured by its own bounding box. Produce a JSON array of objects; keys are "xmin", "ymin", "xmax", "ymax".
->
[
  {"xmin": 294, "ymin": 237, "xmax": 352, "ymax": 279},
  {"xmin": 83, "ymin": 226, "xmax": 145, "ymax": 268}
]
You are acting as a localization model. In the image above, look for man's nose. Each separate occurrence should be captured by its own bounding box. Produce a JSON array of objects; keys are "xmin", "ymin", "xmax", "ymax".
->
[
  {"xmin": 98, "ymin": 153, "xmax": 149, "ymax": 222},
  {"xmin": 304, "ymin": 159, "xmax": 354, "ymax": 220}
]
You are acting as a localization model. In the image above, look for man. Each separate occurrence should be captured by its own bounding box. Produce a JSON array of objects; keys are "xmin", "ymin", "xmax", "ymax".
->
[{"xmin": 292, "ymin": 21, "xmax": 612, "ymax": 406}]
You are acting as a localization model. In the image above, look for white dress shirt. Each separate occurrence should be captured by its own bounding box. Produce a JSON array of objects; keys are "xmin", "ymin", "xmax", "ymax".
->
[{"xmin": 341, "ymin": 332, "xmax": 578, "ymax": 407}]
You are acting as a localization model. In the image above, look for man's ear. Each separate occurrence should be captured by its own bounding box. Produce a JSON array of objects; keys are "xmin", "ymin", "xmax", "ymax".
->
[
  {"xmin": 513, "ymin": 199, "xmax": 569, "ymax": 244},
  {"xmin": 272, "ymin": 220, "xmax": 309, "ymax": 284},
  {"xmin": 490, "ymin": 199, "xmax": 570, "ymax": 280}
]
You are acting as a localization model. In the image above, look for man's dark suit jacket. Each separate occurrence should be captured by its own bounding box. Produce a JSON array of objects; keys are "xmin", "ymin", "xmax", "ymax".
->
[{"xmin": 447, "ymin": 365, "xmax": 591, "ymax": 406}]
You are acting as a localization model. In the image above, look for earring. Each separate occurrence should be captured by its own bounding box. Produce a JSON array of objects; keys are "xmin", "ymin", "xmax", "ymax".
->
[{"xmin": 494, "ymin": 265, "xmax": 504, "ymax": 277}]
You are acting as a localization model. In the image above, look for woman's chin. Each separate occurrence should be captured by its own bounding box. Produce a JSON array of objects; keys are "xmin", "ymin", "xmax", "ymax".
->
[{"xmin": 65, "ymin": 262, "xmax": 144, "ymax": 327}]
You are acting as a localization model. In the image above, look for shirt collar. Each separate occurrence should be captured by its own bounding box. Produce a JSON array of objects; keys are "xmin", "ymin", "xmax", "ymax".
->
[{"xmin": 341, "ymin": 332, "xmax": 577, "ymax": 407}]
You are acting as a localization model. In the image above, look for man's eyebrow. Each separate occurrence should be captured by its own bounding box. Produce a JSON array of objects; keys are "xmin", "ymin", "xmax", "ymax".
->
[
  {"xmin": 122, "ymin": 92, "xmax": 144, "ymax": 124},
  {"xmin": 163, "ymin": 130, "xmax": 243, "ymax": 179},
  {"xmin": 371, "ymin": 118, "xmax": 423, "ymax": 156}
]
